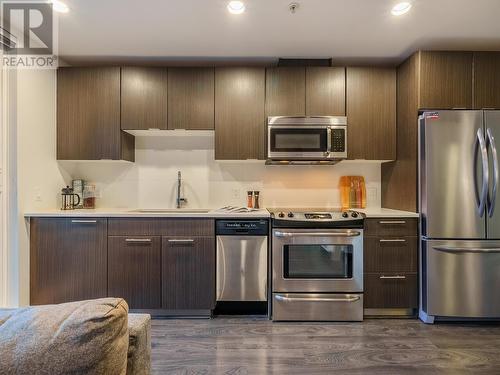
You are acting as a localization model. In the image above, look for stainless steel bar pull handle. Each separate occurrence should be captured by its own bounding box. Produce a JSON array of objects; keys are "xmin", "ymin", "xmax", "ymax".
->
[
  {"xmin": 71, "ymin": 220, "xmax": 97, "ymax": 224},
  {"xmin": 487, "ymin": 128, "xmax": 499, "ymax": 217},
  {"xmin": 380, "ymin": 275, "xmax": 406, "ymax": 279},
  {"xmin": 274, "ymin": 231, "xmax": 361, "ymax": 238},
  {"xmin": 167, "ymin": 239, "xmax": 195, "ymax": 243},
  {"xmin": 275, "ymin": 295, "xmax": 360, "ymax": 303},
  {"xmin": 433, "ymin": 246, "xmax": 500, "ymax": 254},
  {"xmin": 474, "ymin": 128, "xmax": 489, "ymax": 217},
  {"xmin": 378, "ymin": 220, "xmax": 406, "ymax": 225},
  {"xmin": 379, "ymin": 239, "xmax": 406, "ymax": 243},
  {"xmin": 125, "ymin": 238, "xmax": 152, "ymax": 243}
]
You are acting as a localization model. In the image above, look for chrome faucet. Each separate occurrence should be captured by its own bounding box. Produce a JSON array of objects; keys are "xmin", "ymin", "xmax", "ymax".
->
[{"xmin": 176, "ymin": 171, "xmax": 187, "ymax": 209}]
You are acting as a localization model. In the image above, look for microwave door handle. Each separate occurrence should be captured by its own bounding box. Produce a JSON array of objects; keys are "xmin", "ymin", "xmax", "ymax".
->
[
  {"xmin": 487, "ymin": 128, "xmax": 499, "ymax": 217},
  {"xmin": 327, "ymin": 127, "xmax": 332, "ymax": 153}
]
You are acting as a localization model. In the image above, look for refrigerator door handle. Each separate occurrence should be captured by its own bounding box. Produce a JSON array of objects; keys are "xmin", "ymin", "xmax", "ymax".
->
[
  {"xmin": 474, "ymin": 128, "xmax": 489, "ymax": 217},
  {"xmin": 433, "ymin": 246, "xmax": 500, "ymax": 254},
  {"xmin": 487, "ymin": 128, "xmax": 499, "ymax": 217}
]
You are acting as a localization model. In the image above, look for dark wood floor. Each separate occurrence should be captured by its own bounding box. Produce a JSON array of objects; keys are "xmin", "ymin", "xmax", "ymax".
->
[{"xmin": 151, "ymin": 317, "xmax": 500, "ymax": 374}]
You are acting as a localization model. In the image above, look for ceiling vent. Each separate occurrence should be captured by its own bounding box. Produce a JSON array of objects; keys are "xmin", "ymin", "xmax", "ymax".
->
[{"xmin": 277, "ymin": 58, "xmax": 333, "ymax": 67}]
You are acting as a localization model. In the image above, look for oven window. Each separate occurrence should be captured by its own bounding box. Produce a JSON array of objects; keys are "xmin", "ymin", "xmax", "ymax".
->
[
  {"xmin": 283, "ymin": 244, "xmax": 353, "ymax": 279},
  {"xmin": 270, "ymin": 128, "xmax": 327, "ymax": 152}
]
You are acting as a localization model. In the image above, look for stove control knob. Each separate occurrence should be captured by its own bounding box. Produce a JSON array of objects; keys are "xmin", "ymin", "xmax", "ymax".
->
[
  {"xmin": 341, "ymin": 212, "xmax": 349, "ymax": 218},
  {"xmin": 278, "ymin": 212, "xmax": 285, "ymax": 218},
  {"xmin": 287, "ymin": 212, "xmax": 294, "ymax": 218},
  {"xmin": 351, "ymin": 212, "xmax": 359, "ymax": 218}
]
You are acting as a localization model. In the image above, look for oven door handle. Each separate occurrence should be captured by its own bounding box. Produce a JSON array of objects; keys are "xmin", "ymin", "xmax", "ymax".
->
[
  {"xmin": 275, "ymin": 295, "xmax": 361, "ymax": 303},
  {"xmin": 274, "ymin": 231, "xmax": 361, "ymax": 238}
]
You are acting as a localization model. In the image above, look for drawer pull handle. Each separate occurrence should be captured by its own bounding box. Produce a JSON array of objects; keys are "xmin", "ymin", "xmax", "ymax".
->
[
  {"xmin": 125, "ymin": 238, "xmax": 152, "ymax": 243},
  {"xmin": 378, "ymin": 220, "xmax": 407, "ymax": 225},
  {"xmin": 379, "ymin": 239, "xmax": 406, "ymax": 243},
  {"xmin": 71, "ymin": 220, "xmax": 97, "ymax": 224},
  {"xmin": 380, "ymin": 275, "xmax": 406, "ymax": 280},
  {"xmin": 168, "ymin": 239, "xmax": 195, "ymax": 243}
]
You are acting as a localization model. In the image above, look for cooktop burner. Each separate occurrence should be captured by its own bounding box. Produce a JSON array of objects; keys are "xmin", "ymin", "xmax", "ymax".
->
[{"xmin": 268, "ymin": 208, "xmax": 365, "ymax": 229}]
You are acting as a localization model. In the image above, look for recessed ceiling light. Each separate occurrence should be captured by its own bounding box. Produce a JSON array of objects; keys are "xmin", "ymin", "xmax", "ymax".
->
[
  {"xmin": 391, "ymin": 2, "xmax": 412, "ymax": 16},
  {"xmin": 51, "ymin": 0, "xmax": 69, "ymax": 13},
  {"xmin": 227, "ymin": 1, "xmax": 245, "ymax": 15}
]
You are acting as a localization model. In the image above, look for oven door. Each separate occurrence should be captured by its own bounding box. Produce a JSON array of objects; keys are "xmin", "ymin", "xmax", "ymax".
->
[
  {"xmin": 268, "ymin": 126, "xmax": 330, "ymax": 159},
  {"xmin": 272, "ymin": 229, "xmax": 363, "ymax": 293}
]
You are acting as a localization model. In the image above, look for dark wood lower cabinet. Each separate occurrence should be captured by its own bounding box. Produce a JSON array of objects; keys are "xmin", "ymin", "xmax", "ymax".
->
[
  {"xmin": 364, "ymin": 237, "xmax": 418, "ymax": 273},
  {"xmin": 108, "ymin": 236, "xmax": 161, "ymax": 309},
  {"xmin": 30, "ymin": 218, "xmax": 107, "ymax": 305},
  {"xmin": 162, "ymin": 236, "xmax": 215, "ymax": 310},
  {"xmin": 364, "ymin": 273, "xmax": 418, "ymax": 309}
]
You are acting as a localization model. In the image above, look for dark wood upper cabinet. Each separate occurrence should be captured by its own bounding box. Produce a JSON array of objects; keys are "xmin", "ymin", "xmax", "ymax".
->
[
  {"xmin": 162, "ymin": 236, "xmax": 215, "ymax": 310},
  {"xmin": 108, "ymin": 236, "xmax": 162, "ymax": 310},
  {"xmin": 346, "ymin": 67, "xmax": 396, "ymax": 160},
  {"xmin": 121, "ymin": 67, "xmax": 168, "ymax": 130},
  {"xmin": 306, "ymin": 67, "xmax": 346, "ymax": 116},
  {"xmin": 419, "ymin": 51, "xmax": 473, "ymax": 109},
  {"xmin": 30, "ymin": 218, "xmax": 107, "ymax": 305},
  {"xmin": 215, "ymin": 67, "xmax": 266, "ymax": 160},
  {"xmin": 266, "ymin": 67, "xmax": 306, "ymax": 117},
  {"xmin": 474, "ymin": 52, "xmax": 500, "ymax": 109},
  {"xmin": 168, "ymin": 68, "xmax": 215, "ymax": 130},
  {"xmin": 57, "ymin": 67, "xmax": 134, "ymax": 161}
]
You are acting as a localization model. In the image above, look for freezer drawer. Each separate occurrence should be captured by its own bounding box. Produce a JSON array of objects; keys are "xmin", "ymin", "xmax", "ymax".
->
[
  {"xmin": 272, "ymin": 293, "xmax": 363, "ymax": 321},
  {"xmin": 423, "ymin": 239, "xmax": 500, "ymax": 318},
  {"xmin": 216, "ymin": 235, "xmax": 268, "ymax": 301}
]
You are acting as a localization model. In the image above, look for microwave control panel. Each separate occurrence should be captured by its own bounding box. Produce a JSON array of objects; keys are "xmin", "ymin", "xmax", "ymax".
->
[{"xmin": 331, "ymin": 128, "xmax": 346, "ymax": 153}]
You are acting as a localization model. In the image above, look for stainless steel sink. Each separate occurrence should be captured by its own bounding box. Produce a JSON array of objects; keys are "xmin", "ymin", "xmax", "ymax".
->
[{"xmin": 129, "ymin": 208, "xmax": 211, "ymax": 214}]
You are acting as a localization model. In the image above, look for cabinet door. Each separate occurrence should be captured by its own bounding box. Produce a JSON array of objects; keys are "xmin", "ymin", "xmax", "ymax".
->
[
  {"xmin": 168, "ymin": 68, "xmax": 214, "ymax": 130},
  {"xmin": 419, "ymin": 51, "xmax": 473, "ymax": 109},
  {"xmin": 266, "ymin": 67, "xmax": 306, "ymax": 117},
  {"xmin": 364, "ymin": 273, "xmax": 418, "ymax": 309},
  {"xmin": 162, "ymin": 236, "xmax": 215, "ymax": 310},
  {"xmin": 346, "ymin": 67, "xmax": 396, "ymax": 160},
  {"xmin": 306, "ymin": 67, "xmax": 345, "ymax": 116},
  {"xmin": 215, "ymin": 67, "xmax": 266, "ymax": 160},
  {"xmin": 108, "ymin": 236, "xmax": 161, "ymax": 309},
  {"xmin": 57, "ymin": 67, "xmax": 134, "ymax": 160},
  {"xmin": 121, "ymin": 67, "xmax": 168, "ymax": 130},
  {"xmin": 474, "ymin": 52, "xmax": 500, "ymax": 109},
  {"xmin": 30, "ymin": 218, "xmax": 107, "ymax": 305}
]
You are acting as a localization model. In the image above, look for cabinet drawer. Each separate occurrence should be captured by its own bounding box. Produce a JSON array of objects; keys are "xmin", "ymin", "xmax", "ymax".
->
[
  {"xmin": 364, "ymin": 218, "xmax": 417, "ymax": 237},
  {"xmin": 364, "ymin": 237, "xmax": 417, "ymax": 273},
  {"xmin": 108, "ymin": 218, "xmax": 214, "ymax": 236},
  {"xmin": 364, "ymin": 273, "xmax": 417, "ymax": 309}
]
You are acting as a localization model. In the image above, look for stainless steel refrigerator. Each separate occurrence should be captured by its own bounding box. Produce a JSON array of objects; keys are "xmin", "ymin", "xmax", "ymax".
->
[{"xmin": 419, "ymin": 110, "xmax": 500, "ymax": 323}]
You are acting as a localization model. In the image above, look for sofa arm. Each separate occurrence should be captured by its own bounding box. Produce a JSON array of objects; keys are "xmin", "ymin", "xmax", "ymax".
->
[{"xmin": 127, "ymin": 313, "xmax": 151, "ymax": 375}]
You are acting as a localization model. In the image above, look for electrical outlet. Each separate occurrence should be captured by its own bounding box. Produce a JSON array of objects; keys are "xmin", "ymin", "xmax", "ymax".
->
[
  {"xmin": 231, "ymin": 188, "xmax": 240, "ymax": 199},
  {"xmin": 35, "ymin": 188, "xmax": 42, "ymax": 202}
]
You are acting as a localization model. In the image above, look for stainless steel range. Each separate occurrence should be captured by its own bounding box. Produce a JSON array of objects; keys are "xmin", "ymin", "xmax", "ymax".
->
[{"xmin": 269, "ymin": 208, "xmax": 365, "ymax": 321}]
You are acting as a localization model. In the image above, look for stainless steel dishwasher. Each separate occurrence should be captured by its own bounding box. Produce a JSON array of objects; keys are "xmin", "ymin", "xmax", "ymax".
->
[{"xmin": 216, "ymin": 220, "xmax": 268, "ymax": 302}]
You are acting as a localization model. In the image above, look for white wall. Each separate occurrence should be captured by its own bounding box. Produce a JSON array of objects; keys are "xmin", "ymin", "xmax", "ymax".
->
[
  {"xmin": 14, "ymin": 70, "xmax": 382, "ymax": 306},
  {"xmin": 68, "ymin": 135, "xmax": 382, "ymax": 209}
]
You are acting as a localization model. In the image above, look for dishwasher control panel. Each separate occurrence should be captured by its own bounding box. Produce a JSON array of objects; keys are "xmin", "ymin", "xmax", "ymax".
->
[{"xmin": 216, "ymin": 220, "xmax": 269, "ymax": 236}]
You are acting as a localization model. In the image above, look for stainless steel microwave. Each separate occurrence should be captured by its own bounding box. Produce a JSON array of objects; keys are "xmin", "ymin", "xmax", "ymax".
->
[{"xmin": 266, "ymin": 116, "xmax": 348, "ymax": 164}]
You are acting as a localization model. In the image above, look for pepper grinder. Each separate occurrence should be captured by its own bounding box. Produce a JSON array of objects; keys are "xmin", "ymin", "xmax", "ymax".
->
[
  {"xmin": 253, "ymin": 191, "xmax": 260, "ymax": 209},
  {"xmin": 247, "ymin": 191, "xmax": 254, "ymax": 208}
]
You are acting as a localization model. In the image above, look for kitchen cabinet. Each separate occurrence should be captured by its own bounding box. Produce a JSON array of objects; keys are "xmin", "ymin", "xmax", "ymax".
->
[
  {"xmin": 168, "ymin": 68, "xmax": 215, "ymax": 130},
  {"xmin": 30, "ymin": 218, "xmax": 107, "ymax": 305},
  {"xmin": 162, "ymin": 236, "xmax": 215, "ymax": 310},
  {"xmin": 474, "ymin": 52, "xmax": 500, "ymax": 109},
  {"xmin": 382, "ymin": 51, "xmax": 473, "ymax": 212},
  {"xmin": 419, "ymin": 51, "xmax": 473, "ymax": 109},
  {"xmin": 305, "ymin": 67, "xmax": 346, "ymax": 116},
  {"xmin": 215, "ymin": 67, "xmax": 266, "ymax": 160},
  {"xmin": 57, "ymin": 67, "xmax": 134, "ymax": 161},
  {"xmin": 121, "ymin": 67, "xmax": 168, "ymax": 130},
  {"xmin": 266, "ymin": 67, "xmax": 306, "ymax": 117},
  {"xmin": 363, "ymin": 218, "xmax": 418, "ymax": 315},
  {"xmin": 346, "ymin": 67, "xmax": 396, "ymax": 160},
  {"xmin": 108, "ymin": 236, "xmax": 161, "ymax": 309}
]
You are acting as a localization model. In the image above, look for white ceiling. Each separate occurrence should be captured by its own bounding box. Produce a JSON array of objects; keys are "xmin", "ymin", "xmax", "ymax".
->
[{"xmin": 57, "ymin": 0, "xmax": 500, "ymax": 65}]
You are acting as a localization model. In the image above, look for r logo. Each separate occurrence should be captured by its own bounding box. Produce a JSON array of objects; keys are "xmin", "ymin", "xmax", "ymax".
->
[{"xmin": 1, "ymin": 2, "xmax": 53, "ymax": 54}]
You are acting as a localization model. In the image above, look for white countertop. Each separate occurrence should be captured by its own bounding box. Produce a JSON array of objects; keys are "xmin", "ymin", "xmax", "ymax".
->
[
  {"xmin": 23, "ymin": 208, "xmax": 271, "ymax": 218},
  {"xmin": 24, "ymin": 207, "xmax": 418, "ymax": 219}
]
